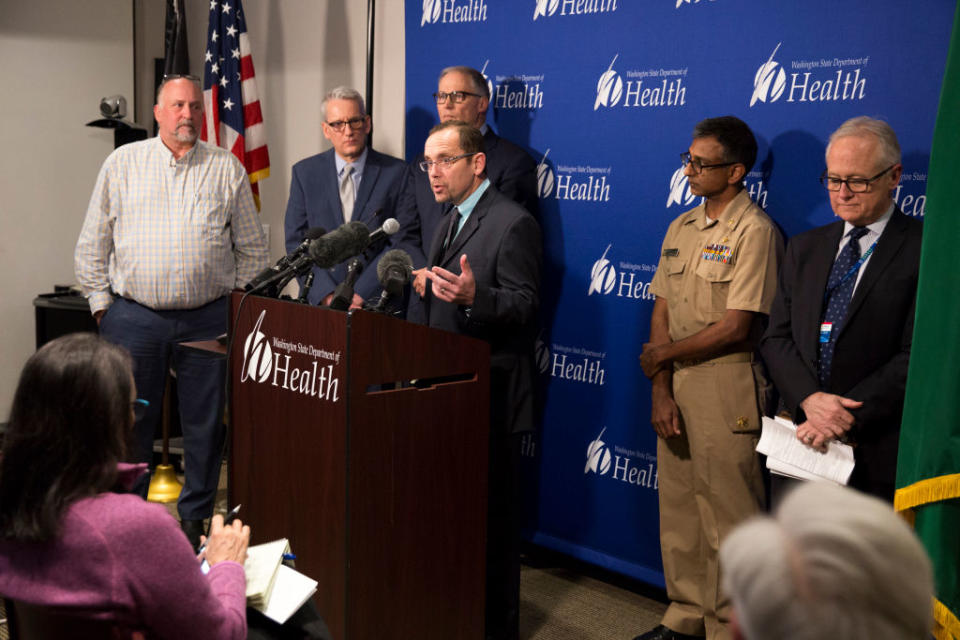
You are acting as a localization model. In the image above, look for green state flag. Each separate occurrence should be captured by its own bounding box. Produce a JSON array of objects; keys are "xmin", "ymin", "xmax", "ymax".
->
[{"xmin": 895, "ymin": 5, "xmax": 960, "ymax": 640}]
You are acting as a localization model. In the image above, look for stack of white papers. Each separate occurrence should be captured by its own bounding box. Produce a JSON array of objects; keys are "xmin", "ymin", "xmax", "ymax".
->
[
  {"xmin": 256, "ymin": 564, "xmax": 318, "ymax": 624},
  {"xmin": 756, "ymin": 416, "xmax": 855, "ymax": 485},
  {"xmin": 244, "ymin": 538, "xmax": 318, "ymax": 624}
]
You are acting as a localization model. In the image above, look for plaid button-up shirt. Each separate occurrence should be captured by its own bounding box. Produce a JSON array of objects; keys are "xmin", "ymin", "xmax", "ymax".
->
[{"xmin": 75, "ymin": 137, "xmax": 268, "ymax": 314}]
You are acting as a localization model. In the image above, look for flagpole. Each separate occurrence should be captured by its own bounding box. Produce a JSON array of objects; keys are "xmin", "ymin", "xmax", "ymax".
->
[
  {"xmin": 131, "ymin": 0, "xmax": 138, "ymax": 120},
  {"xmin": 366, "ymin": 0, "xmax": 376, "ymax": 145}
]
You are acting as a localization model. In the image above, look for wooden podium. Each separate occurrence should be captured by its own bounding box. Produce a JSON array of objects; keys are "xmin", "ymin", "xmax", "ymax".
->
[{"xmin": 228, "ymin": 292, "xmax": 490, "ymax": 640}]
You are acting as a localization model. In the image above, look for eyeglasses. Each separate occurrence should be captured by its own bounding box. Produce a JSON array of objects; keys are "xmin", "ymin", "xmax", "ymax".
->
[
  {"xmin": 432, "ymin": 91, "xmax": 481, "ymax": 104},
  {"xmin": 326, "ymin": 116, "xmax": 367, "ymax": 132},
  {"xmin": 819, "ymin": 164, "xmax": 896, "ymax": 193},
  {"xmin": 680, "ymin": 151, "xmax": 737, "ymax": 174},
  {"xmin": 132, "ymin": 398, "xmax": 150, "ymax": 421},
  {"xmin": 418, "ymin": 152, "xmax": 478, "ymax": 172},
  {"xmin": 161, "ymin": 74, "xmax": 201, "ymax": 83}
]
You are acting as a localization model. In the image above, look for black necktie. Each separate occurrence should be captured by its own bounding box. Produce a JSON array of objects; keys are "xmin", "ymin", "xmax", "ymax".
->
[
  {"xmin": 443, "ymin": 206, "xmax": 462, "ymax": 250},
  {"xmin": 818, "ymin": 226, "xmax": 869, "ymax": 387}
]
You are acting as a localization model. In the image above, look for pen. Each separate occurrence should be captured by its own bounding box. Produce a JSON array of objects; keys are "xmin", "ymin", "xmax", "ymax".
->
[
  {"xmin": 221, "ymin": 503, "xmax": 242, "ymax": 527},
  {"xmin": 197, "ymin": 504, "xmax": 241, "ymax": 555}
]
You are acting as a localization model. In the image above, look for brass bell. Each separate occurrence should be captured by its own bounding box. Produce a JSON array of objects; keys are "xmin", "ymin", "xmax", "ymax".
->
[
  {"xmin": 147, "ymin": 368, "xmax": 183, "ymax": 503},
  {"xmin": 148, "ymin": 463, "xmax": 183, "ymax": 503}
]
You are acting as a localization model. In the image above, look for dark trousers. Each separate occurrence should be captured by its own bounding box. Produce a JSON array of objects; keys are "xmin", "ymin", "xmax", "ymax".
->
[
  {"xmin": 99, "ymin": 296, "xmax": 227, "ymax": 521},
  {"xmin": 485, "ymin": 431, "xmax": 523, "ymax": 640}
]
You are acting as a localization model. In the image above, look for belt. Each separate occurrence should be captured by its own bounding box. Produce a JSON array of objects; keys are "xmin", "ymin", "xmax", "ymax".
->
[{"xmin": 674, "ymin": 351, "xmax": 753, "ymax": 370}]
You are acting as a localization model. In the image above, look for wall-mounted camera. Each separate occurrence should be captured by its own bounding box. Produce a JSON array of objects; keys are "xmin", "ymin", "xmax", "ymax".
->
[
  {"xmin": 87, "ymin": 94, "xmax": 146, "ymax": 150},
  {"xmin": 99, "ymin": 95, "xmax": 127, "ymax": 119}
]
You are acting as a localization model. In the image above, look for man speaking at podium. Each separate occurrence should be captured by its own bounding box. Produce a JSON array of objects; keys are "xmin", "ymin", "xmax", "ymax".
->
[
  {"xmin": 74, "ymin": 75, "xmax": 268, "ymax": 549},
  {"xmin": 284, "ymin": 86, "xmax": 409, "ymax": 308},
  {"xmin": 403, "ymin": 65, "xmax": 539, "ymax": 324},
  {"xmin": 413, "ymin": 120, "xmax": 541, "ymax": 640}
]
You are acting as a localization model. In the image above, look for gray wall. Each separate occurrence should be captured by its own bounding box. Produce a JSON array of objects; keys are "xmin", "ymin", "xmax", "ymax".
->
[
  {"xmin": 0, "ymin": 1, "xmax": 406, "ymax": 418},
  {"xmin": 0, "ymin": 0, "xmax": 134, "ymax": 418}
]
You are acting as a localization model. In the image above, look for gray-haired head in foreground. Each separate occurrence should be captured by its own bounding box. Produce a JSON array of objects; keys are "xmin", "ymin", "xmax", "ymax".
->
[
  {"xmin": 720, "ymin": 482, "xmax": 932, "ymax": 640},
  {"xmin": 826, "ymin": 116, "xmax": 901, "ymax": 169},
  {"xmin": 320, "ymin": 86, "xmax": 366, "ymax": 122}
]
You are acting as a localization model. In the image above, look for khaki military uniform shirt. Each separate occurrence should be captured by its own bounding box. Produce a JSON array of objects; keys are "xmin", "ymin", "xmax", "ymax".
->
[{"xmin": 650, "ymin": 189, "xmax": 781, "ymax": 341}]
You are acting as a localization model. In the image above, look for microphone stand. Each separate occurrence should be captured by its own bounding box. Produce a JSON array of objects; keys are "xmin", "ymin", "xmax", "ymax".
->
[
  {"xmin": 296, "ymin": 272, "xmax": 315, "ymax": 304},
  {"xmin": 329, "ymin": 258, "xmax": 364, "ymax": 311}
]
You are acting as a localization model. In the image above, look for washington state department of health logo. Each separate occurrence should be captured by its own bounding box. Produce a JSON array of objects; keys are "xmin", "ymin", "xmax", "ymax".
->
[
  {"xmin": 584, "ymin": 427, "xmax": 612, "ymax": 475},
  {"xmin": 534, "ymin": 0, "xmax": 617, "ymax": 19},
  {"xmin": 240, "ymin": 310, "xmax": 273, "ymax": 383},
  {"xmin": 751, "ymin": 42, "xmax": 787, "ymax": 106},
  {"xmin": 588, "ymin": 245, "xmax": 617, "ymax": 296},
  {"xmin": 584, "ymin": 430, "xmax": 659, "ymax": 489},
  {"xmin": 533, "ymin": 0, "xmax": 559, "ymax": 19},
  {"xmin": 666, "ymin": 167, "xmax": 697, "ymax": 208},
  {"xmin": 537, "ymin": 150, "xmax": 555, "ymax": 199},
  {"xmin": 594, "ymin": 55, "xmax": 623, "ymax": 110},
  {"xmin": 422, "ymin": 0, "xmax": 442, "ymax": 24},
  {"xmin": 421, "ymin": 0, "xmax": 488, "ymax": 26},
  {"xmin": 675, "ymin": 0, "xmax": 715, "ymax": 7},
  {"xmin": 480, "ymin": 60, "xmax": 494, "ymax": 98},
  {"xmin": 238, "ymin": 310, "xmax": 342, "ymax": 402}
]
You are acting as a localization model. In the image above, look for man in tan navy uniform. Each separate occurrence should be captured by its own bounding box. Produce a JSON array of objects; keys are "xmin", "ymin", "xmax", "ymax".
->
[{"xmin": 634, "ymin": 116, "xmax": 782, "ymax": 640}]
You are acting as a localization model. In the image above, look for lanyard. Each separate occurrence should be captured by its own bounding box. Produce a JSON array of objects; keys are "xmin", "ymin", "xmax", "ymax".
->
[{"xmin": 822, "ymin": 239, "xmax": 878, "ymax": 303}]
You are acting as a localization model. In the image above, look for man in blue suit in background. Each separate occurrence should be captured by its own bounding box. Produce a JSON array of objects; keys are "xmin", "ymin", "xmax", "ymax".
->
[{"xmin": 284, "ymin": 86, "xmax": 409, "ymax": 308}]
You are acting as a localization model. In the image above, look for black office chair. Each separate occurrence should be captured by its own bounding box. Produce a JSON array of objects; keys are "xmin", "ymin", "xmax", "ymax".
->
[{"xmin": 2, "ymin": 598, "xmax": 128, "ymax": 640}]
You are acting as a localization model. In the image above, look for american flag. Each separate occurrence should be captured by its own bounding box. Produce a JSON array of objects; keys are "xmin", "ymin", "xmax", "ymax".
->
[{"xmin": 200, "ymin": 0, "xmax": 270, "ymax": 209}]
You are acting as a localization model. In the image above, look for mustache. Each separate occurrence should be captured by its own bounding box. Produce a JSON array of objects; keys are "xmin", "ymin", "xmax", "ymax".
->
[{"xmin": 176, "ymin": 120, "xmax": 196, "ymax": 130}]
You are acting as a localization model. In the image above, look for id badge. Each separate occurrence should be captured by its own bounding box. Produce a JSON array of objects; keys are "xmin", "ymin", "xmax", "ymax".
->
[{"xmin": 819, "ymin": 322, "xmax": 833, "ymax": 344}]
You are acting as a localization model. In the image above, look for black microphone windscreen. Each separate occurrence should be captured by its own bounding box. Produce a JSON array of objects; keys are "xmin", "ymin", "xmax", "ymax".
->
[
  {"xmin": 308, "ymin": 221, "xmax": 371, "ymax": 268},
  {"xmin": 304, "ymin": 226, "xmax": 326, "ymax": 240},
  {"xmin": 376, "ymin": 249, "xmax": 414, "ymax": 283}
]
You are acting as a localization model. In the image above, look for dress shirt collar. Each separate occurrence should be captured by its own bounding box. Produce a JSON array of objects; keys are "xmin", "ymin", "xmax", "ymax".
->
[
  {"xmin": 155, "ymin": 135, "xmax": 200, "ymax": 165},
  {"xmin": 843, "ymin": 202, "xmax": 894, "ymax": 239},
  {"xmin": 687, "ymin": 189, "xmax": 754, "ymax": 231},
  {"xmin": 335, "ymin": 146, "xmax": 369, "ymax": 179},
  {"xmin": 456, "ymin": 178, "xmax": 490, "ymax": 219}
]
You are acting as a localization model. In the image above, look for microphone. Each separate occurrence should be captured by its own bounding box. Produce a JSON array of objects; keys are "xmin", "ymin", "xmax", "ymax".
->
[
  {"xmin": 371, "ymin": 249, "xmax": 414, "ymax": 313},
  {"xmin": 306, "ymin": 217, "xmax": 401, "ymax": 268},
  {"xmin": 308, "ymin": 221, "xmax": 371, "ymax": 268},
  {"xmin": 368, "ymin": 217, "xmax": 400, "ymax": 246},
  {"xmin": 291, "ymin": 226, "xmax": 328, "ymax": 257},
  {"xmin": 245, "ymin": 226, "xmax": 326, "ymax": 296},
  {"xmin": 328, "ymin": 258, "xmax": 364, "ymax": 311}
]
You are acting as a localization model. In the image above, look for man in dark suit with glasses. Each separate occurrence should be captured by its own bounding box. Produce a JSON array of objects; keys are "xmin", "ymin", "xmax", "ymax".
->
[
  {"xmin": 761, "ymin": 116, "xmax": 922, "ymax": 502},
  {"xmin": 284, "ymin": 86, "xmax": 409, "ymax": 308},
  {"xmin": 414, "ymin": 120, "xmax": 541, "ymax": 640},
  {"xmin": 403, "ymin": 66, "xmax": 539, "ymax": 323}
]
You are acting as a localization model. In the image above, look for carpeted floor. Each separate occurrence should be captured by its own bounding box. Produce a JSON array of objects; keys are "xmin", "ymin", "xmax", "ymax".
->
[{"xmin": 520, "ymin": 550, "xmax": 667, "ymax": 639}]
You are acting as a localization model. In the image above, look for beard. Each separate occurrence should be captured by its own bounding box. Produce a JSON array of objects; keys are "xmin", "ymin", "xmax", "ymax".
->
[{"xmin": 173, "ymin": 120, "xmax": 198, "ymax": 143}]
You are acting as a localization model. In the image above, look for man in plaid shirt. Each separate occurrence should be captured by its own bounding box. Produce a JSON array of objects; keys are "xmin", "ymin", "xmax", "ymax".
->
[{"xmin": 75, "ymin": 76, "xmax": 268, "ymax": 548}]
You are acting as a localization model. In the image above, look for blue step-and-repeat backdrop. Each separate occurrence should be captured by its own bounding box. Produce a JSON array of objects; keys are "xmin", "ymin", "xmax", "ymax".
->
[{"xmin": 405, "ymin": 0, "xmax": 956, "ymax": 587}]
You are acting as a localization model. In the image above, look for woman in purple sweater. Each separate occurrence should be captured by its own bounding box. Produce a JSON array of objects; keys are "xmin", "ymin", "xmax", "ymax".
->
[{"xmin": 0, "ymin": 333, "xmax": 250, "ymax": 639}]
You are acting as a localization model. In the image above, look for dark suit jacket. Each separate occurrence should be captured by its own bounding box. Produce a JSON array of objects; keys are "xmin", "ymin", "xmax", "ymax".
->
[
  {"xmin": 403, "ymin": 127, "xmax": 539, "ymax": 270},
  {"xmin": 284, "ymin": 147, "xmax": 411, "ymax": 305},
  {"xmin": 425, "ymin": 184, "xmax": 542, "ymax": 434},
  {"xmin": 760, "ymin": 208, "xmax": 922, "ymax": 498}
]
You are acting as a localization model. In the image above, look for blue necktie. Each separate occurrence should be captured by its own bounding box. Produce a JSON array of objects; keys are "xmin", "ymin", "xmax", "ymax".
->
[{"xmin": 818, "ymin": 227, "xmax": 869, "ymax": 387}]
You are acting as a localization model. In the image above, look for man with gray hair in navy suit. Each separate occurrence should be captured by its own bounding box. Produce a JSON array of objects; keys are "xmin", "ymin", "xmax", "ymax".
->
[{"xmin": 284, "ymin": 86, "xmax": 411, "ymax": 308}]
